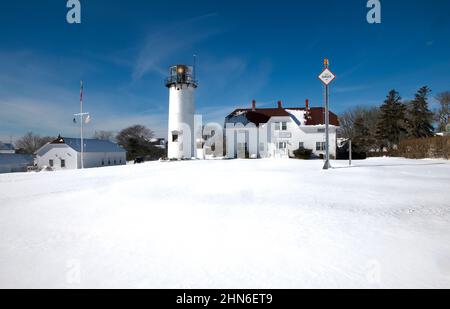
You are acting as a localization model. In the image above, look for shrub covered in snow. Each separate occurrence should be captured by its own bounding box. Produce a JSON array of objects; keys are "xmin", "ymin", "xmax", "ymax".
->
[{"xmin": 292, "ymin": 147, "xmax": 313, "ymax": 160}]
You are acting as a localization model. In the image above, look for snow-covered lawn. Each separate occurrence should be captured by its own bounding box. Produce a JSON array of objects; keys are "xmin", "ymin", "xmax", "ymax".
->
[{"xmin": 0, "ymin": 158, "xmax": 449, "ymax": 289}]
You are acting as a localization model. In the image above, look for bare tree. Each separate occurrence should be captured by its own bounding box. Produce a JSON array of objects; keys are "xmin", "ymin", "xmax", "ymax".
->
[
  {"xmin": 116, "ymin": 125, "xmax": 154, "ymax": 148},
  {"xmin": 435, "ymin": 92, "xmax": 450, "ymax": 132},
  {"xmin": 339, "ymin": 106, "xmax": 380, "ymax": 140},
  {"xmin": 116, "ymin": 125, "xmax": 157, "ymax": 161},
  {"xmin": 15, "ymin": 132, "xmax": 55, "ymax": 154},
  {"xmin": 93, "ymin": 130, "xmax": 115, "ymax": 141}
]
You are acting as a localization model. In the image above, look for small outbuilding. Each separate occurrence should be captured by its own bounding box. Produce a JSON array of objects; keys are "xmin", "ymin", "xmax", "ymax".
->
[
  {"xmin": 0, "ymin": 154, "xmax": 34, "ymax": 174},
  {"xmin": 35, "ymin": 136, "xmax": 126, "ymax": 170},
  {"xmin": 0, "ymin": 142, "xmax": 15, "ymax": 154}
]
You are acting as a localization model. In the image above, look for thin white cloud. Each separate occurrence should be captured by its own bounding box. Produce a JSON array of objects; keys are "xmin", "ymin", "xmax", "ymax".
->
[
  {"xmin": 334, "ymin": 85, "xmax": 369, "ymax": 93},
  {"xmin": 0, "ymin": 98, "xmax": 75, "ymax": 137},
  {"xmin": 0, "ymin": 97, "xmax": 168, "ymax": 142},
  {"xmin": 132, "ymin": 13, "xmax": 222, "ymax": 80}
]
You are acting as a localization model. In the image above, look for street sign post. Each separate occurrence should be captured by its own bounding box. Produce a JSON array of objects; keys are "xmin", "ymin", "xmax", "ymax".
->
[{"xmin": 318, "ymin": 59, "xmax": 336, "ymax": 170}]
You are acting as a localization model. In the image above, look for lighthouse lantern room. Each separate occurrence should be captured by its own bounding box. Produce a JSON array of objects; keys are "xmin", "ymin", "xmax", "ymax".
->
[{"xmin": 165, "ymin": 64, "xmax": 198, "ymax": 160}]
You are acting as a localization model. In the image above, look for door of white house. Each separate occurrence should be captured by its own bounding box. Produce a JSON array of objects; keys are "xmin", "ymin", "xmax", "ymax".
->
[{"xmin": 276, "ymin": 141, "xmax": 288, "ymax": 158}]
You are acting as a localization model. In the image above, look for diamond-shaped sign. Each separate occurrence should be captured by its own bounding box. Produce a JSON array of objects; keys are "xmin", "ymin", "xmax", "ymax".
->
[{"xmin": 318, "ymin": 68, "xmax": 336, "ymax": 86}]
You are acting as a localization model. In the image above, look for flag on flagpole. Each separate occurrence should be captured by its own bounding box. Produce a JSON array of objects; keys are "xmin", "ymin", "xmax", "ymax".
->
[{"xmin": 73, "ymin": 118, "xmax": 77, "ymax": 124}]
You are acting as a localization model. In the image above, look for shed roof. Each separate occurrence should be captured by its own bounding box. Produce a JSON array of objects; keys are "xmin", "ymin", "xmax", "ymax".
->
[{"xmin": 51, "ymin": 137, "xmax": 126, "ymax": 153}]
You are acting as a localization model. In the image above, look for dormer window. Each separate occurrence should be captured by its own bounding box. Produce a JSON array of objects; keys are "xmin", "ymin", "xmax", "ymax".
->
[{"xmin": 275, "ymin": 122, "xmax": 287, "ymax": 131}]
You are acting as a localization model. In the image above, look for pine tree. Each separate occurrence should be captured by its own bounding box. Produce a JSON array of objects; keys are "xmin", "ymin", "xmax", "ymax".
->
[
  {"xmin": 353, "ymin": 115, "xmax": 372, "ymax": 153},
  {"xmin": 376, "ymin": 90, "xmax": 407, "ymax": 150},
  {"xmin": 407, "ymin": 86, "xmax": 435, "ymax": 138}
]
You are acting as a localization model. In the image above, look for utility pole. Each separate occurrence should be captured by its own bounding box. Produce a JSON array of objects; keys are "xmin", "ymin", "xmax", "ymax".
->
[
  {"xmin": 318, "ymin": 59, "xmax": 336, "ymax": 170},
  {"xmin": 73, "ymin": 80, "xmax": 89, "ymax": 169}
]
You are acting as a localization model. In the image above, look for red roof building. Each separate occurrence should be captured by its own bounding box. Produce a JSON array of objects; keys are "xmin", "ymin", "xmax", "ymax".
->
[{"xmin": 224, "ymin": 100, "xmax": 340, "ymax": 159}]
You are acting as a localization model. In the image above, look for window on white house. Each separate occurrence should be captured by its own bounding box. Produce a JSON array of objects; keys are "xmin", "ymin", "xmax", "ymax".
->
[
  {"xmin": 318, "ymin": 128, "xmax": 325, "ymax": 133},
  {"xmin": 278, "ymin": 142, "xmax": 287, "ymax": 149},
  {"xmin": 259, "ymin": 142, "xmax": 265, "ymax": 152},
  {"xmin": 49, "ymin": 159, "xmax": 54, "ymax": 167},
  {"xmin": 274, "ymin": 122, "xmax": 281, "ymax": 131},
  {"xmin": 299, "ymin": 142, "xmax": 304, "ymax": 149},
  {"xmin": 60, "ymin": 159, "xmax": 66, "ymax": 168},
  {"xmin": 274, "ymin": 122, "xmax": 287, "ymax": 131},
  {"xmin": 316, "ymin": 142, "xmax": 326, "ymax": 151}
]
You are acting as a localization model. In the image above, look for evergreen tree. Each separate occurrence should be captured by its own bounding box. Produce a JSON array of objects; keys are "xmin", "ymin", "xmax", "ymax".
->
[
  {"xmin": 376, "ymin": 90, "xmax": 407, "ymax": 150},
  {"xmin": 353, "ymin": 115, "xmax": 372, "ymax": 153},
  {"xmin": 407, "ymin": 86, "xmax": 435, "ymax": 138}
]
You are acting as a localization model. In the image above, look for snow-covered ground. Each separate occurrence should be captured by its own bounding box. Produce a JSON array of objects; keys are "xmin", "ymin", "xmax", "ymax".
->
[{"xmin": 0, "ymin": 158, "xmax": 449, "ymax": 289}]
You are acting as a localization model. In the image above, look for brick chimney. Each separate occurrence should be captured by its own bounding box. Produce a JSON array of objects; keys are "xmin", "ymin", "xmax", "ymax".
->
[
  {"xmin": 305, "ymin": 99, "xmax": 310, "ymax": 110},
  {"xmin": 252, "ymin": 100, "xmax": 256, "ymax": 111},
  {"xmin": 278, "ymin": 100, "xmax": 283, "ymax": 109}
]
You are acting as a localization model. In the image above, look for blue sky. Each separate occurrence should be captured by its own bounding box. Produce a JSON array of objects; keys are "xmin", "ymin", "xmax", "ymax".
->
[{"xmin": 1, "ymin": 0, "xmax": 449, "ymax": 141}]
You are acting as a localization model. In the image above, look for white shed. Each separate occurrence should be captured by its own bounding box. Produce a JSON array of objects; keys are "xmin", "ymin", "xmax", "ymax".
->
[{"xmin": 36, "ymin": 136, "xmax": 126, "ymax": 170}]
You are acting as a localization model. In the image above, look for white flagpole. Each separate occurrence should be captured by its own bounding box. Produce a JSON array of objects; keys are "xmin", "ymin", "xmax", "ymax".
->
[
  {"xmin": 74, "ymin": 80, "xmax": 89, "ymax": 170},
  {"xmin": 80, "ymin": 80, "xmax": 84, "ymax": 169}
]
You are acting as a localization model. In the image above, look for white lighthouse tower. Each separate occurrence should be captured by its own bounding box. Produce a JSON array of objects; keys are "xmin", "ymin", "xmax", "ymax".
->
[{"xmin": 166, "ymin": 64, "xmax": 198, "ymax": 159}]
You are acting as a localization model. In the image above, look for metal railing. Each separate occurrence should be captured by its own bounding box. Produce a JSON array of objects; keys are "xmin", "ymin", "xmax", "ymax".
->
[{"xmin": 165, "ymin": 75, "xmax": 198, "ymax": 87}]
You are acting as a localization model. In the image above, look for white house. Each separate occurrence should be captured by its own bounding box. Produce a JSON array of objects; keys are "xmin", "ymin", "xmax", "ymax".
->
[
  {"xmin": 224, "ymin": 100, "xmax": 340, "ymax": 159},
  {"xmin": 35, "ymin": 136, "xmax": 126, "ymax": 170}
]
